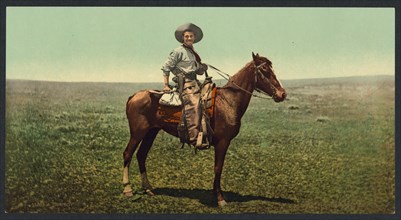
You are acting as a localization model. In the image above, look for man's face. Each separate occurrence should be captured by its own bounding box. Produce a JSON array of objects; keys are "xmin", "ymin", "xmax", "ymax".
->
[{"xmin": 183, "ymin": 31, "xmax": 195, "ymax": 46}]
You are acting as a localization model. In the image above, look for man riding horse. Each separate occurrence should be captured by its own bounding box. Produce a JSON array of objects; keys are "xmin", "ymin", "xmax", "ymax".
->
[{"xmin": 161, "ymin": 23, "xmax": 210, "ymax": 150}]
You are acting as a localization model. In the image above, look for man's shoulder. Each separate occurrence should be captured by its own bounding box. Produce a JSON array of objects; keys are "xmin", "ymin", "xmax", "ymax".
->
[{"xmin": 172, "ymin": 45, "xmax": 187, "ymax": 53}]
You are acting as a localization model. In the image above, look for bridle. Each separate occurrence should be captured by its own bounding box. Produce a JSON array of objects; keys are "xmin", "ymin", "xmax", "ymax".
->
[
  {"xmin": 207, "ymin": 62, "xmax": 278, "ymax": 100},
  {"xmin": 253, "ymin": 62, "xmax": 278, "ymax": 100}
]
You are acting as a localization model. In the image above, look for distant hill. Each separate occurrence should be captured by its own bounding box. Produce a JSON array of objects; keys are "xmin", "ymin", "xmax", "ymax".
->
[
  {"xmin": 281, "ymin": 75, "xmax": 394, "ymax": 87},
  {"xmin": 6, "ymin": 75, "xmax": 394, "ymax": 89}
]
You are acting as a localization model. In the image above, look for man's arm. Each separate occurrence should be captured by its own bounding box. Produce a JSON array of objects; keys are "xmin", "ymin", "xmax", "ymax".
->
[{"xmin": 163, "ymin": 73, "xmax": 170, "ymax": 92}]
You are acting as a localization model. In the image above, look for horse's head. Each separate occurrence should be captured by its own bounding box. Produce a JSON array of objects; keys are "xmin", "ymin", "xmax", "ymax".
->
[{"xmin": 252, "ymin": 52, "xmax": 287, "ymax": 102}]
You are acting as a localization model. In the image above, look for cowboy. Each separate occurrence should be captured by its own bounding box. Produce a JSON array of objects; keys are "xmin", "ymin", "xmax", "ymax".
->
[{"xmin": 161, "ymin": 23, "xmax": 209, "ymax": 149}]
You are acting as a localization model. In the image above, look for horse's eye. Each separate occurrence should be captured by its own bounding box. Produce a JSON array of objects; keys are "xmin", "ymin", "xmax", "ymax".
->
[{"xmin": 261, "ymin": 65, "xmax": 269, "ymax": 72}]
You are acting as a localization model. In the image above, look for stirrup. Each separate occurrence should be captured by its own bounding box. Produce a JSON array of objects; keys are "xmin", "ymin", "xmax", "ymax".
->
[{"xmin": 195, "ymin": 132, "xmax": 210, "ymax": 150}]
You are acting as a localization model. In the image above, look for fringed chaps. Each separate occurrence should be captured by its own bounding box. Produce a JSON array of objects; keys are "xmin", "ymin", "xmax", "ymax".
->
[{"xmin": 178, "ymin": 80, "xmax": 202, "ymax": 145}]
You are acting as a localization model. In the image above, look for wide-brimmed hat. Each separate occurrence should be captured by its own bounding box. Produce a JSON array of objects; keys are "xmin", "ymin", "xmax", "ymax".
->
[{"xmin": 174, "ymin": 23, "xmax": 203, "ymax": 43}]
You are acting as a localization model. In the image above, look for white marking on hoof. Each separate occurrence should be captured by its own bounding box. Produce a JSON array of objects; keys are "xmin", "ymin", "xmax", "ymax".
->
[
  {"xmin": 123, "ymin": 181, "xmax": 133, "ymax": 198},
  {"xmin": 218, "ymin": 200, "xmax": 228, "ymax": 207},
  {"xmin": 123, "ymin": 190, "xmax": 134, "ymax": 198}
]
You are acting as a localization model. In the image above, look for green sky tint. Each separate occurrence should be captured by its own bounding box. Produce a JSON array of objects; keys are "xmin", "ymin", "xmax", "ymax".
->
[{"xmin": 6, "ymin": 7, "xmax": 395, "ymax": 82}]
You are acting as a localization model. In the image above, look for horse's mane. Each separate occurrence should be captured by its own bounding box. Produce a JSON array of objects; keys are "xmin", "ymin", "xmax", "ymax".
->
[{"xmin": 221, "ymin": 61, "xmax": 254, "ymax": 89}]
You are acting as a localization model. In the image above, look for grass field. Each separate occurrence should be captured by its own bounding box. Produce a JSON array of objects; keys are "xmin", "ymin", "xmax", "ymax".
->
[{"xmin": 4, "ymin": 75, "xmax": 395, "ymax": 214}]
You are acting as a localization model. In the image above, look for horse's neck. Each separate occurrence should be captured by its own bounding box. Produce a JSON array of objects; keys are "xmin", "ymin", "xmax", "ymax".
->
[
  {"xmin": 226, "ymin": 62, "xmax": 256, "ymax": 93},
  {"xmin": 219, "ymin": 62, "xmax": 256, "ymax": 120}
]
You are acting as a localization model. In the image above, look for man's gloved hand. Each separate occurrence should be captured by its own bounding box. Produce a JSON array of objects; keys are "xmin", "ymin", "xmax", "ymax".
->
[
  {"xmin": 201, "ymin": 63, "xmax": 208, "ymax": 71},
  {"xmin": 196, "ymin": 63, "xmax": 208, "ymax": 75}
]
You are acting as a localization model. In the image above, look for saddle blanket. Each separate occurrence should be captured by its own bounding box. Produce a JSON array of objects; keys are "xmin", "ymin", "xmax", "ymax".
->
[{"xmin": 159, "ymin": 91, "xmax": 182, "ymax": 106}]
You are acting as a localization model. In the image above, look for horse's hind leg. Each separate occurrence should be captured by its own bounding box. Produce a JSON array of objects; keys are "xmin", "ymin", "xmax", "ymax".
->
[
  {"xmin": 122, "ymin": 129, "xmax": 148, "ymax": 197},
  {"xmin": 136, "ymin": 128, "xmax": 160, "ymax": 196}
]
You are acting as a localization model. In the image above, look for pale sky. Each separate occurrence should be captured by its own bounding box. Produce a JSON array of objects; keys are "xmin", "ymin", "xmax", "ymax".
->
[{"xmin": 6, "ymin": 7, "xmax": 395, "ymax": 82}]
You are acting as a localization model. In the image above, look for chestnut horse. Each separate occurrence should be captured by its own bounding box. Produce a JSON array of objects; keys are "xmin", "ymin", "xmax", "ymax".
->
[{"xmin": 122, "ymin": 53, "xmax": 287, "ymax": 207}]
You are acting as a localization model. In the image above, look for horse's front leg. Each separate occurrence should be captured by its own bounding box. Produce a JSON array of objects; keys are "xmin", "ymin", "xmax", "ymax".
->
[{"xmin": 213, "ymin": 139, "xmax": 230, "ymax": 207}]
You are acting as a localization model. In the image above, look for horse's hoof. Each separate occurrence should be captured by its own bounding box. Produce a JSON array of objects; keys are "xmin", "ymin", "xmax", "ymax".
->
[
  {"xmin": 218, "ymin": 200, "xmax": 228, "ymax": 207},
  {"xmin": 123, "ymin": 191, "xmax": 134, "ymax": 198},
  {"xmin": 145, "ymin": 189, "xmax": 155, "ymax": 196}
]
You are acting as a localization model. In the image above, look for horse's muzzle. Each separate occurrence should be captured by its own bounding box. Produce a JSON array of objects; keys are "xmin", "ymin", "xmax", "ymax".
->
[{"xmin": 273, "ymin": 89, "xmax": 287, "ymax": 102}]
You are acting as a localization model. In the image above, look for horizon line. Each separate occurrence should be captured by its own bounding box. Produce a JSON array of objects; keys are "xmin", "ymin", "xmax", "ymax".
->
[{"xmin": 5, "ymin": 74, "xmax": 394, "ymax": 84}]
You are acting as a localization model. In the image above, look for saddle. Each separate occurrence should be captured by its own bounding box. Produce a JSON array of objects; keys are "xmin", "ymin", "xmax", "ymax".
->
[{"xmin": 156, "ymin": 83, "xmax": 217, "ymax": 124}]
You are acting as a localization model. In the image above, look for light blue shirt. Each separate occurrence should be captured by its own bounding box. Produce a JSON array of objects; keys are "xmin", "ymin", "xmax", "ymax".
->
[{"xmin": 161, "ymin": 45, "xmax": 201, "ymax": 77}]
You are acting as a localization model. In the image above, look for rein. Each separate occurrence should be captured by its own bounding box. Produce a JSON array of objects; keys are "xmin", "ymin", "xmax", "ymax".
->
[{"xmin": 207, "ymin": 63, "xmax": 276, "ymax": 100}]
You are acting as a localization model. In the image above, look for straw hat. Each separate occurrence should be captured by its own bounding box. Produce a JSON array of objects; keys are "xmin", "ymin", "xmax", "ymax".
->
[{"xmin": 174, "ymin": 23, "xmax": 203, "ymax": 43}]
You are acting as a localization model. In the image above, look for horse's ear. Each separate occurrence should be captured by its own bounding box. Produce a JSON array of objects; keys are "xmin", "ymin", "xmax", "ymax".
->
[
  {"xmin": 252, "ymin": 52, "xmax": 260, "ymax": 61},
  {"xmin": 252, "ymin": 52, "xmax": 257, "ymax": 60}
]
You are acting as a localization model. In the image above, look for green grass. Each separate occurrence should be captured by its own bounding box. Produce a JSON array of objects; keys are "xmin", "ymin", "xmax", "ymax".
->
[{"xmin": 4, "ymin": 77, "xmax": 395, "ymax": 214}]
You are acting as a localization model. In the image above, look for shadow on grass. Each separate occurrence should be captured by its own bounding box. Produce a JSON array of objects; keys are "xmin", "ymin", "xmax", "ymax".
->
[{"xmin": 153, "ymin": 187, "xmax": 296, "ymax": 207}]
